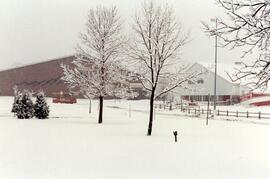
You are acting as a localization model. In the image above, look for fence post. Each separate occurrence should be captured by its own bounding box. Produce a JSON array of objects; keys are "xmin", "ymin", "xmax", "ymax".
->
[
  {"xmin": 259, "ymin": 112, "xmax": 261, "ymax": 120},
  {"xmin": 217, "ymin": 110, "xmax": 219, "ymax": 116},
  {"xmin": 169, "ymin": 103, "xmax": 172, "ymax": 111},
  {"xmin": 129, "ymin": 103, "xmax": 131, "ymax": 118},
  {"xmin": 206, "ymin": 93, "xmax": 210, "ymax": 125},
  {"xmin": 188, "ymin": 108, "xmax": 190, "ymax": 114},
  {"xmin": 247, "ymin": 111, "xmax": 249, "ymax": 118},
  {"xmin": 236, "ymin": 111, "xmax": 238, "ymax": 118},
  {"xmin": 195, "ymin": 109, "xmax": 197, "ymax": 115},
  {"xmin": 227, "ymin": 110, "xmax": 228, "ymax": 116}
]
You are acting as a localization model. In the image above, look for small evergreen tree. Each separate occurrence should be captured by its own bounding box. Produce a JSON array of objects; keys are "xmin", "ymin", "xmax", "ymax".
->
[
  {"xmin": 11, "ymin": 86, "xmax": 19, "ymax": 114},
  {"xmin": 16, "ymin": 90, "xmax": 34, "ymax": 119},
  {"xmin": 34, "ymin": 91, "xmax": 49, "ymax": 119},
  {"xmin": 11, "ymin": 92, "xmax": 22, "ymax": 114}
]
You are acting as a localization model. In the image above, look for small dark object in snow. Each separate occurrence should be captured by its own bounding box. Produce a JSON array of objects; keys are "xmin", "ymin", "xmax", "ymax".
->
[{"xmin": 173, "ymin": 131, "xmax": 178, "ymax": 142}]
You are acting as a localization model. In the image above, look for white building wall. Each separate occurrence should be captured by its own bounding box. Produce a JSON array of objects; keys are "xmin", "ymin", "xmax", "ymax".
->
[{"xmin": 177, "ymin": 63, "xmax": 249, "ymax": 96}]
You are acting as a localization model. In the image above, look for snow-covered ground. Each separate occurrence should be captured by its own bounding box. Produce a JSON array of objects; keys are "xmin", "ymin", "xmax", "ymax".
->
[{"xmin": 0, "ymin": 96, "xmax": 270, "ymax": 179}]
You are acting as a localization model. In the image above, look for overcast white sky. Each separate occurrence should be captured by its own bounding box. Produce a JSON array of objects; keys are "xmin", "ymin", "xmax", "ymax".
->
[{"xmin": 0, "ymin": 0, "xmax": 251, "ymax": 70}]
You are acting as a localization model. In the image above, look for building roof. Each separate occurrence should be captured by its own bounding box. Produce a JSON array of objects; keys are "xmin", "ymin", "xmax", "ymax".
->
[
  {"xmin": 0, "ymin": 56, "xmax": 75, "ymax": 96},
  {"xmin": 176, "ymin": 62, "xmax": 251, "ymax": 96},
  {"xmin": 198, "ymin": 62, "xmax": 237, "ymax": 83},
  {"xmin": 0, "ymin": 55, "xmax": 75, "ymax": 72}
]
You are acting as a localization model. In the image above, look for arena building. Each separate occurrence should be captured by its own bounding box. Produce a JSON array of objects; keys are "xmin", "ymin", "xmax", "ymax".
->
[
  {"xmin": 0, "ymin": 56, "xmax": 75, "ymax": 97},
  {"xmin": 178, "ymin": 63, "xmax": 250, "ymax": 105},
  {"xmin": 0, "ymin": 55, "xmax": 145, "ymax": 98}
]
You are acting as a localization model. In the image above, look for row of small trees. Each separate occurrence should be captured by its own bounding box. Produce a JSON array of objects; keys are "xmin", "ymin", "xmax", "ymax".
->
[{"xmin": 12, "ymin": 90, "xmax": 49, "ymax": 119}]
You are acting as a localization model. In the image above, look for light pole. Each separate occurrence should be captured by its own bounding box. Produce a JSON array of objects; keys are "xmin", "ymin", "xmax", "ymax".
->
[{"xmin": 211, "ymin": 18, "xmax": 218, "ymax": 110}]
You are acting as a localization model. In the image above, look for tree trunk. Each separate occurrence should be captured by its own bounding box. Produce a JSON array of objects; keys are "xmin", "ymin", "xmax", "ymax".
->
[
  {"xmin": 98, "ymin": 96, "xmax": 103, "ymax": 124},
  {"xmin": 147, "ymin": 92, "xmax": 155, "ymax": 136}
]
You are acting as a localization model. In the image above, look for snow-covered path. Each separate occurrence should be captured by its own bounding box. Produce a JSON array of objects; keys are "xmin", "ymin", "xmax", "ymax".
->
[{"xmin": 0, "ymin": 97, "xmax": 270, "ymax": 179}]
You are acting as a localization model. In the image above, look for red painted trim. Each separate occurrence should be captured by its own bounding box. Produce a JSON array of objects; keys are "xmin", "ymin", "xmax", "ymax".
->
[{"xmin": 251, "ymin": 101, "xmax": 270, "ymax": 106}]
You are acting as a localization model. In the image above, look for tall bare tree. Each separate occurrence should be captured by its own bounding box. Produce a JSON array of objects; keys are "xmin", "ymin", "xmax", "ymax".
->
[
  {"xmin": 129, "ymin": 1, "xmax": 204, "ymax": 136},
  {"xmin": 204, "ymin": 0, "xmax": 270, "ymax": 90},
  {"xmin": 61, "ymin": 6, "xmax": 133, "ymax": 124}
]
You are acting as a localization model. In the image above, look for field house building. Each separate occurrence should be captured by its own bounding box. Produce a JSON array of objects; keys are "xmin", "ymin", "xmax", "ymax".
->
[
  {"xmin": 0, "ymin": 56, "xmax": 74, "ymax": 97},
  {"xmin": 178, "ymin": 63, "xmax": 250, "ymax": 105},
  {"xmin": 0, "ymin": 55, "xmax": 145, "ymax": 98}
]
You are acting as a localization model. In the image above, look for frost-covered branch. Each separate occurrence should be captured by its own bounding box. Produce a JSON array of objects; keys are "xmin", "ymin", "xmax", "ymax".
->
[
  {"xmin": 228, "ymin": 52, "xmax": 270, "ymax": 90},
  {"xmin": 61, "ymin": 6, "xmax": 134, "ymax": 123},
  {"xmin": 128, "ymin": 1, "xmax": 195, "ymax": 136},
  {"xmin": 203, "ymin": 0, "xmax": 270, "ymax": 90},
  {"xmin": 155, "ymin": 67, "xmax": 207, "ymax": 99}
]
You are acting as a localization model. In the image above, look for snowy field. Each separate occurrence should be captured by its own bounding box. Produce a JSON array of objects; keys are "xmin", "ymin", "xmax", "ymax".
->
[{"xmin": 0, "ymin": 96, "xmax": 270, "ymax": 179}]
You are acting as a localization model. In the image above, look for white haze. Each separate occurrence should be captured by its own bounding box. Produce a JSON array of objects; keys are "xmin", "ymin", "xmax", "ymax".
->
[{"xmin": 0, "ymin": 0, "xmax": 255, "ymax": 70}]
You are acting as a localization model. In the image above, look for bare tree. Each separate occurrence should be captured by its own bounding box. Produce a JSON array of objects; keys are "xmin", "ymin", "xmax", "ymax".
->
[
  {"xmin": 203, "ymin": 0, "xmax": 270, "ymax": 90},
  {"xmin": 61, "ymin": 6, "xmax": 133, "ymax": 124},
  {"xmin": 129, "ymin": 1, "xmax": 204, "ymax": 136}
]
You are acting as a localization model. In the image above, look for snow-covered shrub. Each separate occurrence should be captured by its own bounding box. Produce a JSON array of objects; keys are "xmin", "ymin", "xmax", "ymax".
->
[
  {"xmin": 34, "ymin": 91, "xmax": 49, "ymax": 119},
  {"xmin": 16, "ymin": 90, "xmax": 34, "ymax": 119},
  {"xmin": 11, "ymin": 86, "xmax": 20, "ymax": 114},
  {"xmin": 11, "ymin": 92, "xmax": 22, "ymax": 114}
]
